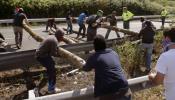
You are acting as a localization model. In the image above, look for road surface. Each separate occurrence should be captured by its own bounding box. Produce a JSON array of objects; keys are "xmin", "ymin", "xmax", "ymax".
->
[{"xmin": 0, "ymin": 20, "xmax": 169, "ymax": 52}]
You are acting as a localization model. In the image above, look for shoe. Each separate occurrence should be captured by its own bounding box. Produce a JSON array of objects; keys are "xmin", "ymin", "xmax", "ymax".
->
[{"xmin": 48, "ymin": 88, "xmax": 61, "ymax": 94}]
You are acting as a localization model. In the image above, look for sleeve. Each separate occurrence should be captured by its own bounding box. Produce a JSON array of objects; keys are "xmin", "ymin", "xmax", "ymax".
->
[
  {"xmin": 83, "ymin": 55, "xmax": 95, "ymax": 71},
  {"xmin": 50, "ymin": 41, "xmax": 59, "ymax": 57},
  {"xmin": 155, "ymin": 54, "xmax": 167, "ymax": 75},
  {"xmin": 138, "ymin": 29, "xmax": 143, "ymax": 38},
  {"xmin": 129, "ymin": 11, "xmax": 134, "ymax": 18}
]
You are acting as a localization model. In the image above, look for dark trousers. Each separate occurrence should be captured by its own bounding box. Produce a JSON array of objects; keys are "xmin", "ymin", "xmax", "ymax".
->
[
  {"xmin": 105, "ymin": 28, "xmax": 120, "ymax": 39},
  {"xmin": 66, "ymin": 20, "xmax": 73, "ymax": 34},
  {"xmin": 77, "ymin": 23, "xmax": 86, "ymax": 38},
  {"xmin": 161, "ymin": 17, "xmax": 165, "ymax": 27},
  {"xmin": 99, "ymin": 88, "xmax": 132, "ymax": 100},
  {"xmin": 36, "ymin": 56, "xmax": 56, "ymax": 91},
  {"xmin": 123, "ymin": 21, "xmax": 130, "ymax": 29}
]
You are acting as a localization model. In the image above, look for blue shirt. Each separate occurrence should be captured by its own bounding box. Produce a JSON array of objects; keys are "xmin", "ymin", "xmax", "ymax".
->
[
  {"xmin": 83, "ymin": 49, "xmax": 128, "ymax": 97},
  {"xmin": 77, "ymin": 13, "xmax": 87, "ymax": 25}
]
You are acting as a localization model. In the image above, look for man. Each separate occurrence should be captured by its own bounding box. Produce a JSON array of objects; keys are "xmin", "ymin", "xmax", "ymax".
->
[
  {"xmin": 45, "ymin": 18, "xmax": 57, "ymax": 32},
  {"xmin": 140, "ymin": 17, "xmax": 156, "ymax": 29},
  {"xmin": 35, "ymin": 29, "xmax": 64, "ymax": 94},
  {"xmin": 66, "ymin": 8, "xmax": 74, "ymax": 34},
  {"xmin": 105, "ymin": 11, "xmax": 120, "ymax": 39},
  {"xmin": 122, "ymin": 7, "xmax": 134, "ymax": 29},
  {"xmin": 161, "ymin": 8, "xmax": 168, "ymax": 28},
  {"xmin": 138, "ymin": 20, "xmax": 156, "ymax": 72},
  {"xmin": 149, "ymin": 28, "xmax": 175, "ymax": 100},
  {"xmin": 86, "ymin": 10, "xmax": 103, "ymax": 41},
  {"xmin": 13, "ymin": 8, "xmax": 28, "ymax": 49},
  {"xmin": 76, "ymin": 10, "xmax": 88, "ymax": 38},
  {"xmin": 83, "ymin": 34, "xmax": 131, "ymax": 100}
]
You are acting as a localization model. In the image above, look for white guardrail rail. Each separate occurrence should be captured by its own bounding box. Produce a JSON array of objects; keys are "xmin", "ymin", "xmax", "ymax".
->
[
  {"xmin": 0, "ymin": 15, "xmax": 161, "ymax": 24},
  {"xmin": 26, "ymin": 75, "xmax": 156, "ymax": 100}
]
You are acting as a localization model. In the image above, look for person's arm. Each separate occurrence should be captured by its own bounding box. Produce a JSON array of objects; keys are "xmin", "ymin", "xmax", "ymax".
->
[
  {"xmin": 149, "ymin": 54, "xmax": 167, "ymax": 85},
  {"xmin": 149, "ymin": 71, "xmax": 164, "ymax": 85},
  {"xmin": 50, "ymin": 40, "xmax": 59, "ymax": 57},
  {"xmin": 83, "ymin": 55, "xmax": 95, "ymax": 71},
  {"xmin": 138, "ymin": 29, "xmax": 143, "ymax": 38}
]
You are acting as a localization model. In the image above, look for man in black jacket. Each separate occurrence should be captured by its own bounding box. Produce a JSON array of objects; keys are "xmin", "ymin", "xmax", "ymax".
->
[{"xmin": 139, "ymin": 20, "xmax": 156, "ymax": 72}]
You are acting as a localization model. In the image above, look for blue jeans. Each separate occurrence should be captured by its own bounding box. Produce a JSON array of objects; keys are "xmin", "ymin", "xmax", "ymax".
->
[
  {"xmin": 141, "ymin": 43, "xmax": 153, "ymax": 70},
  {"xmin": 37, "ymin": 56, "xmax": 56, "ymax": 91}
]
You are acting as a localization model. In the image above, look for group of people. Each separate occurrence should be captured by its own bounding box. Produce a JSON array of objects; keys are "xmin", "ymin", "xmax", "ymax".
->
[
  {"xmin": 65, "ymin": 7, "xmax": 134, "ymax": 41},
  {"xmin": 11, "ymin": 6, "xmax": 174, "ymax": 100}
]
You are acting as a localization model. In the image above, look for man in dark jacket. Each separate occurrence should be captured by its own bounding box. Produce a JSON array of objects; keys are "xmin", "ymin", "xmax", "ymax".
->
[
  {"xmin": 139, "ymin": 20, "xmax": 156, "ymax": 72},
  {"xmin": 83, "ymin": 34, "xmax": 131, "ymax": 100},
  {"xmin": 86, "ymin": 10, "xmax": 103, "ymax": 41},
  {"xmin": 105, "ymin": 11, "xmax": 120, "ymax": 39}
]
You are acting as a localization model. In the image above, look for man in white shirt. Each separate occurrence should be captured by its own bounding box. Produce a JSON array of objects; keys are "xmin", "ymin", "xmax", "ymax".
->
[{"xmin": 149, "ymin": 28, "xmax": 175, "ymax": 100}]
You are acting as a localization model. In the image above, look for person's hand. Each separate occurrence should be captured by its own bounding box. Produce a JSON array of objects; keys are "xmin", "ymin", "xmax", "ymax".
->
[{"xmin": 148, "ymin": 70, "xmax": 156, "ymax": 81}]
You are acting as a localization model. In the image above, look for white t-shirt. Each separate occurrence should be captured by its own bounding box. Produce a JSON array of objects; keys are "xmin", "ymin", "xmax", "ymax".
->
[{"xmin": 156, "ymin": 49, "xmax": 175, "ymax": 100}]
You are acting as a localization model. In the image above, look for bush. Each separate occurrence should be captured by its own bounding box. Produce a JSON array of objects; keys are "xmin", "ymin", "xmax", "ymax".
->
[{"xmin": 0, "ymin": 0, "xmax": 173, "ymax": 19}]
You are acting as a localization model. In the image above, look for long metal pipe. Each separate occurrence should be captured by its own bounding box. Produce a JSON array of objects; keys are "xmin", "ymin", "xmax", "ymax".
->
[
  {"xmin": 0, "ymin": 15, "xmax": 161, "ymax": 24},
  {"xmin": 26, "ymin": 75, "xmax": 155, "ymax": 100}
]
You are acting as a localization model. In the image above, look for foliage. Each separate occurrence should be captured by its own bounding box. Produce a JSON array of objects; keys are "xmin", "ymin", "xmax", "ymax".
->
[
  {"xmin": 115, "ymin": 30, "xmax": 164, "ymax": 78},
  {"xmin": 0, "ymin": 0, "xmax": 173, "ymax": 19}
]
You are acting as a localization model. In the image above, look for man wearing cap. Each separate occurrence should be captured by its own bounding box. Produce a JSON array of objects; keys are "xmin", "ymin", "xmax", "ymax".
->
[
  {"xmin": 35, "ymin": 29, "xmax": 64, "ymax": 94},
  {"xmin": 86, "ymin": 10, "xmax": 104, "ymax": 41},
  {"xmin": 13, "ymin": 8, "xmax": 28, "ymax": 49},
  {"xmin": 122, "ymin": 7, "xmax": 134, "ymax": 29},
  {"xmin": 105, "ymin": 11, "xmax": 120, "ymax": 39},
  {"xmin": 139, "ymin": 20, "xmax": 156, "ymax": 72}
]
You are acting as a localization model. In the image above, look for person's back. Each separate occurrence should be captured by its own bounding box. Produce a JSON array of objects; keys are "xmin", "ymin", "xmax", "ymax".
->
[
  {"xmin": 36, "ymin": 36, "xmax": 58, "ymax": 58},
  {"xmin": 86, "ymin": 15, "xmax": 98, "ymax": 28},
  {"xmin": 89, "ymin": 49, "xmax": 128, "ymax": 96},
  {"xmin": 13, "ymin": 12, "xmax": 26, "ymax": 27},
  {"xmin": 78, "ymin": 13, "xmax": 86, "ymax": 24},
  {"xmin": 140, "ymin": 26, "xmax": 155, "ymax": 44},
  {"xmin": 83, "ymin": 35, "xmax": 130, "ymax": 100}
]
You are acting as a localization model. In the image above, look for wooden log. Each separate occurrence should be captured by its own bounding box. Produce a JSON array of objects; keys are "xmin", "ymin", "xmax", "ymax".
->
[
  {"xmin": 22, "ymin": 21, "xmax": 85, "ymax": 68},
  {"xmin": 100, "ymin": 24, "xmax": 139, "ymax": 36},
  {"xmin": 49, "ymin": 28, "xmax": 77, "ymax": 44},
  {"xmin": 23, "ymin": 21, "xmax": 43, "ymax": 42}
]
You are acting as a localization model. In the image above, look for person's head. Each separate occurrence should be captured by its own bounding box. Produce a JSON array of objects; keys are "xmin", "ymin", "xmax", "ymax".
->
[
  {"xmin": 112, "ymin": 11, "xmax": 117, "ymax": 17},
  {"xmin": 123, "ymin": 7, "xmax": 127, "ymax": 12},
  {"xmin": 93, "ymin": 34, "xmax": 106, "ymax": 52},
  {"xmin": 163, "ymin": 28, "xmax": 175, "ymax": 42},
  {"xmin": 55, "ymin": 29, "xmax": 64, "ymax": 42},
  {"xmin": 97, "ymin": 10, "xmax": 103, "ymax": 17},
  {"xmin": 18, "ymin": 8, "xmax": 24, "ymax": 13},
  {"xmin": 140, "ymin": 17, "xmax": 145, "ymax": 22},
  {"xmin": 145, "ymin": 20, "xmax": 152, "ymax": 27}
]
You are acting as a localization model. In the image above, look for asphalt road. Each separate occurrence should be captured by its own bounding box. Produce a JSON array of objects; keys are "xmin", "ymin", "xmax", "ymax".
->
[{"xmin": 0, "ymin": 20, "xmax": 169, "ymax": 52}]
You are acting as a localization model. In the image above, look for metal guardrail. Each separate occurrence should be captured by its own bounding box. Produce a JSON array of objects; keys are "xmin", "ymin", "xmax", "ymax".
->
[
  {"xmin": 27, "ymin": 75, "xmax": 156, "ymax": 100},
  {"xmin": 0, "ymin": 15, "xmax": 161, "ymax": 24},
  {"xmin": 0, "ymin": 36, "xmax": 138, "ymax": 71}
]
